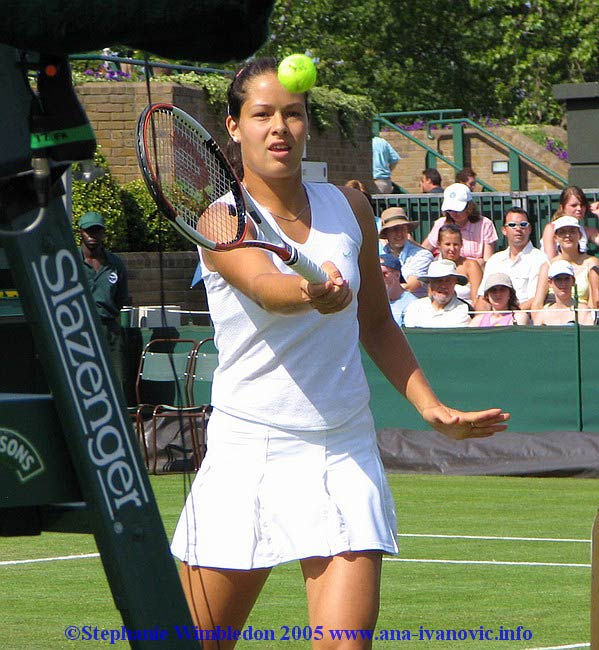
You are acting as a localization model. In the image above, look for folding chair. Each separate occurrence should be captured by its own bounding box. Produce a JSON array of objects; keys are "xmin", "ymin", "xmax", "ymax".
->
[
  {"xmin": 128, "ymin": 338, "xmax": 198, "ymax": 473},
  {"xmin": 185, "ymin": 337, "xmax": 218, "ymax": 463},
  {"xmin": 158, "ymin": 337, "xmax": 218, "ymax": 471}
]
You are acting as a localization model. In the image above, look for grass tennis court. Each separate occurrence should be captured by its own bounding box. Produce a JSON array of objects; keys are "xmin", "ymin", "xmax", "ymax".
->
[{"xmin": 1, "ymin": 473, "xmax": 595, "ymax": 649}]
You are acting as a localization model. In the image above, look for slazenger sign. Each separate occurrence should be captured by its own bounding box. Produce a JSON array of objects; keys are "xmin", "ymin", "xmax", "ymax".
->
[
  {"xmin": 31, "ymin": 249, "xmax": 149, "ymax": 518},
  {"xmin": 0, "ymin": 428, "xmax": 44, "ymax": 483}
]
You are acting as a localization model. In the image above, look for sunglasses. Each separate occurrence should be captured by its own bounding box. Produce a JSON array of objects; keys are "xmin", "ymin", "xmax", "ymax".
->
[{"xmin": 505, "ymin": 221, "xmax": 530, "ymax": 228}]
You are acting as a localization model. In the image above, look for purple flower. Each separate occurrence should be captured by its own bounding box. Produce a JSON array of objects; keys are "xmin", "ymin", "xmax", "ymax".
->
[{"xmin": 546, "ymin": 138, "xmax": 568, "ymax": 160}]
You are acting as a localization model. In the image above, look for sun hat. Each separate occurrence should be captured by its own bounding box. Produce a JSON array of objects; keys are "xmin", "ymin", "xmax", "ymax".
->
[
  {"xmin": 378, "ymin": 207, "xmax": 419, "ymax": 238},
  {"xmin": 79, "ymin": 211, "xmax": 105, "ymax": 229},
  {"xmin": 441, "ymin": 183, "xmax": 472, "ymax": 212},
  {"xmin": 548, "ymin": 259, "xmax": 575, "ymax": 279},
  {"xmin": 379, "ymin": 254, "xmax": 401, "ymax": 271},
  {"xmin": 483, "ymin": 272, "xmax": 514, "ymax": 293},
  {"xmin": 552, "ymin": 215, "xmax": 585, "ymax": 238},
  {"xmin": 418, "ymin": 259, "xmax": 468, "ymax": 286}
]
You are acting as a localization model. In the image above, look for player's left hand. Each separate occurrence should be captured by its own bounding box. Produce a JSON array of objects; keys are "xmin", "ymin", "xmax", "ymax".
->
[{"xmin": 421, "ymin": 405, "xmax": 510, "ymax": 440}]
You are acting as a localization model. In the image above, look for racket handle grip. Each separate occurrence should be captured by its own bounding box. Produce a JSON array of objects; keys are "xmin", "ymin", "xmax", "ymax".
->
[{"xmin": 286, "ymin": 250, "xmax": 329, "ymax": 283}]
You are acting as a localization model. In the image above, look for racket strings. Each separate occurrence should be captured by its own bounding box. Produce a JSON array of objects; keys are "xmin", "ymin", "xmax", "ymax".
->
[{"xmin": 146, "ymin": 109, "xmax": 244, "ymax": 246}]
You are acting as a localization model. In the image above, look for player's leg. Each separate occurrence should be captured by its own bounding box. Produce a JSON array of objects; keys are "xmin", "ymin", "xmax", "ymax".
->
[
  {"xmin": 300, "ymin": 551, "xmax": 383, "ymax": 649},
  {"xmin": 179, "ymin": 562, "xmax": 271, "ymax": 649}
]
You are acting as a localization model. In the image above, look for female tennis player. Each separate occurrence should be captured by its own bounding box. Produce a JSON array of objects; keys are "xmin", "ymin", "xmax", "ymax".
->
[{"xmin": 170, "ymin": 58, "xmax": 509, "ymax": 648}]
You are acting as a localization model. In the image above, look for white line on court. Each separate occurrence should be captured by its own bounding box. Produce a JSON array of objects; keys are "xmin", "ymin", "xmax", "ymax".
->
[
  {"xmin": 398, "ymin": 533, "xmax": 591, "ymax": 543},
  {"xmin": 2, "ymin": 554, "xmax": 589, "ymax": 570},
  {"xmin": 526, "ymin": 643, "xmax": 591, "ymax": 650},
  {"xmin": 0, "ymin": 553, "xmax": 100, "ymax": 567},
  {"xmin": 385, "ymin": 558, "xmax": 591, "ymax": 568}
]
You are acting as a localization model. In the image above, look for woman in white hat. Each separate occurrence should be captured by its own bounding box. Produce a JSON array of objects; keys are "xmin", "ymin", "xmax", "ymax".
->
[
  {"xmin": 532, "ymin": 215, "xmax": 599, "ymax": 311},
  {"xmin": 541, "ymin": 185, "xmax": 599, "ymax": 258},
  {"xmin": 421, "ymin": 183, "xmax": 498, "ymax": 266},
  {"xmin": 469, "ymin": 273, "xmax": 529, "ymax": 327},
  {"xmin": 532, "ymin": 260, "xmax": 595, "ymax": 326}
]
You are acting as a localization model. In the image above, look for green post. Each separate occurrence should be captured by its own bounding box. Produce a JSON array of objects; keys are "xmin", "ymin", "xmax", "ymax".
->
[
  {"xmin": 509, "ymin": 149, "xmax": 522, "ymax": 191},
  {"xmin": 452, "ymin": 123, "xmax": 465, "ymax": 170},
  {"xmin": 425, "ymin": 151, "xmax": 437, "ymax": 169}
]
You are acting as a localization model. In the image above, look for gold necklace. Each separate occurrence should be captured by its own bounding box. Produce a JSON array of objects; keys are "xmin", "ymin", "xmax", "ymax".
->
[{"xmin": 270, "ymin": 201, "xmax": 311, "ymax": 223}]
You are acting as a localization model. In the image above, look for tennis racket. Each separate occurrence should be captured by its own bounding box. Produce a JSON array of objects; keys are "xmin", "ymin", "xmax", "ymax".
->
[{"xmin": 135, "ymin": 103, "xmax": 328, "ymax": 284}]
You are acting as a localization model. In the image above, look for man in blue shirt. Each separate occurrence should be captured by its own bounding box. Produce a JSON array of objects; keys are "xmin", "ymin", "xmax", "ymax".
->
[
  {"xmin": 372, "ymin": 136, "xmax": 400, "ymax": 193},
  {"xmin": 379, "ymin": 254, "xmax": 416, "ymax": 326},
  {"xmin": 379, "ymin": 207, "xmax": 433, "ymax": 298}
]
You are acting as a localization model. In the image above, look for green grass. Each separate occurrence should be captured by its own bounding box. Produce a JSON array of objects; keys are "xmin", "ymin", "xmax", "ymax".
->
[{"xmin": 1, "ymin": 474, "xmax": 595, "ymax": 648}]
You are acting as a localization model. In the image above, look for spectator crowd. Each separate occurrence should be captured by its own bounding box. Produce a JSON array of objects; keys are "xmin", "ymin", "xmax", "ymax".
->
[{"xmin": 371, "ymin": 174, "xmax": 599, "ymax": 328}]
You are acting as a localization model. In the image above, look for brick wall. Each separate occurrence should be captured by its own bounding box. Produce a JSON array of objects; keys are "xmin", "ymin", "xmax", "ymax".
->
[
  {"xmin": 383, "ymin": 126, "xmax": 569, "ymax": 193},
  {"xmin": 76, "ymin": 82, "xmax": 373, "ymax": 188},
  {"xmin": 77, "ymin": 80, "xmax": 569, "ymax": 196},
  {"xmin": 120, "ymin": 251, "xmax": 207, "ymax": 320}
]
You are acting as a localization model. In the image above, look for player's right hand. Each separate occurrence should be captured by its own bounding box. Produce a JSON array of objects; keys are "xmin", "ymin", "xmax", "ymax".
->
[{"xmin": 301, "ymin": 261, "xmax": 352, "ymax": 314}]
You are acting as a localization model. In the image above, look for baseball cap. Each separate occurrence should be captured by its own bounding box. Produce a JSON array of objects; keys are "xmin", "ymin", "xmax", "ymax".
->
[
  {"xmin": 378, "ymin": 207, "xmax": 419, "ymax": 238},
  {"xmin": 548, "ymin": 259, "xmax": 575, "ymax": 279},
  {"xmin": 79, "ymin": 211, "xmax": 105, "ymax": 229},
  {"xmin": 552, "ymin": 215, "xmax": 585, "ymax": 237},
  {"xmin": 418, "ymin": 259, "xmax": 468, "ymax": 286},
  {"xmin": 379, "ymin": 254, "xmax": 401, "ymax": 271},
  {"xmin": 484, "ymin": 272, "xmax": 513, "ymax": 292},
  {"xmin": 441, "ymin": 183, "xmax": 472, "ymax": 212}
]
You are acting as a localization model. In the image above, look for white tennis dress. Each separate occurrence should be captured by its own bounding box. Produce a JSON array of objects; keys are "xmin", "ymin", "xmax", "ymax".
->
[{"xmin": 170, "ymin": 182, "xmax": 398, "ymax": 569}]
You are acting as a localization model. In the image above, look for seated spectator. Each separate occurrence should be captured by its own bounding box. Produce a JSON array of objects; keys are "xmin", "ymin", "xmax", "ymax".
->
[
  {"xmin": 532, "ymin": 260, "xmax": 595, "ymax": 326},
  {"xmin": 403, "ymin": 259, "xmax": 471, "ymax": 328},
  {"xmin": 469, "ymin": 274, "xmax": 529, "ymax": 327},
  {"xmin": 379, "ymin": 254, "xmax": 416, "ymax": 326},
  {"xmin": 477, "ymin": 208, "xmax": 547, "ymax": 311},
  {"xmin": 541, "ymin": 185, "xmax": 599, "ymax": 257},
  {"xmin": 455, "ymin": 166, "xmax": 477, "ymax": 191},
  {"xmin": 421, "ymin": 183, "xmax": 498, "ymax": 265},
  {"xmin": 420, "ymin": 168, "xmax": 443, "ymax": 194},
  {"xmin": 437, "ymin": 223, "xmax": 482, "ymax": 306},
  {"xmin": 372, "ymin": 136, "xmax": 400, "ymax": 194},
  {"xmin": 532, "ymin": 216, "xmax": 599, "ymax": 311},
  {"xmin": 379, "ymin": 207, "xmax": 433, "ymax": 298}
]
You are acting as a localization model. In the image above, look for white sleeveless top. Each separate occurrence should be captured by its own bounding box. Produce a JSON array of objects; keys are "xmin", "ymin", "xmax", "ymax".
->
[
  {"xmin": 201, "ymin": 182, "xmax": 370, "ymax": 431},
  {"xmin": 455, "ymin": 280, "xmax": 473, "ymax": 306}
]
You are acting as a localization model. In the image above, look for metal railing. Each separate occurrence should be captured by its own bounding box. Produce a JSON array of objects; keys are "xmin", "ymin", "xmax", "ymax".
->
[
  {"xmin": 371, "ymin": 189, "xmax": 599, "ymax": 249},
  {"xmin": 373, "ymin": 114, "xmax": 474, "ymax": 189},
  {"xmin": 69, "ymin": 53, "xmax": 232, "ymax": 77},
  {"xmin": 426, "ymin": 117, "xmax": 568, "ymax": 190},
  {"xmin": 374, "ymin": 111, "xmax": 568, "ymax": 193}
]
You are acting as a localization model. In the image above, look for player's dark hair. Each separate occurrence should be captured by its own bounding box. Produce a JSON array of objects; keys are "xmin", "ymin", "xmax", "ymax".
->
[
  {"xmin": 227, "ymin": 57, "xmax": 279, "ymax": 120},
  {"xmin": 226, "ymin": 57, "xmax": 310, "ymax": 179}
]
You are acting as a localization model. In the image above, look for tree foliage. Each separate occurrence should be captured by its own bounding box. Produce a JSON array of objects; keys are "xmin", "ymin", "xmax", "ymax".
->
[
  {"xmin": 469, "ymin": 0, "xmax": 599, "ymax": 123},
  {"xmin": 254, "ymin": 0, "xmax": 599, "ymax": 123}
]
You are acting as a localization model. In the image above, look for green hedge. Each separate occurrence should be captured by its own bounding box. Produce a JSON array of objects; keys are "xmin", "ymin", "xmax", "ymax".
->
[{"xmin": 71, "ymin": 149, "xmax": 194, "ymax": 253}]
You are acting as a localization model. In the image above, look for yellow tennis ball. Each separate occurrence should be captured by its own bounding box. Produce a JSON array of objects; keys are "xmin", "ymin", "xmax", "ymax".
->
[{"xmin": 277, "ymin": 54, "xmax": 317, "ymax": 93}]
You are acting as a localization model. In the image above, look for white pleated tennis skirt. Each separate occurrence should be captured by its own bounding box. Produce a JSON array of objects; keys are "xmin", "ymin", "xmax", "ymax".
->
[{"xmin": 170, "ymin": 407, "xmax": 398, "ymax": 570}]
